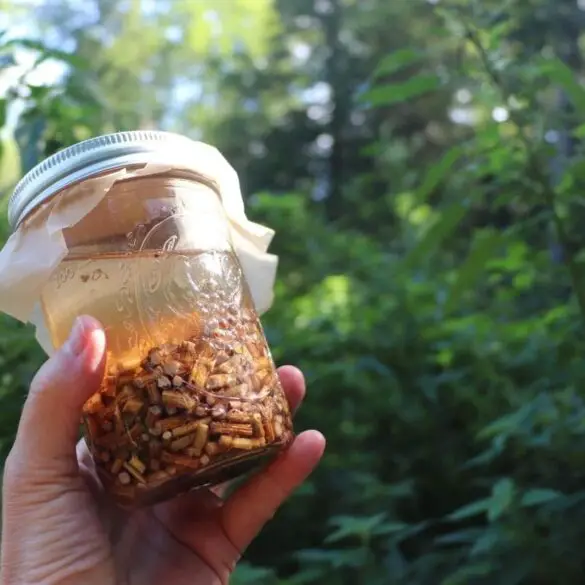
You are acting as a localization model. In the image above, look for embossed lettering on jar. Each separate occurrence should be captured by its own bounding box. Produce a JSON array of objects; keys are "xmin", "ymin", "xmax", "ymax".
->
[{"xmin": 3, "ymin": 131, "xmax": 294, "ymax": 508}]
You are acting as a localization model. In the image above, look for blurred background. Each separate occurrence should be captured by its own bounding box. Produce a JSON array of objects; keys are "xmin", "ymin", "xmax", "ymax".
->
[{"xmin": 2, "ymin": 0, "xmax": 585, "ymax": 583}]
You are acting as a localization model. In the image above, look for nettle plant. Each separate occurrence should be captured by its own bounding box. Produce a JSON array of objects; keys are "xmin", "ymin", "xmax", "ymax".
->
[{"xmin": 234, "ymin": 5, "xmax": 585, "ymax": 585}]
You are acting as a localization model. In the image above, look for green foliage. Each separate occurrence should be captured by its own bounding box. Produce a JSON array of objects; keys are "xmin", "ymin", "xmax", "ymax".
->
[
  {"xmin": 3, "ymin": 0, "xmax": 585, "ymax": 583},
  {"xmin": 360, "ymin": 74, "xmax": 440, "ymax": 108}
]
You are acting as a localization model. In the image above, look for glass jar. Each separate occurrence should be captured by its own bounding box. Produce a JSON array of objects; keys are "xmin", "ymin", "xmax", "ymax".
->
[{"xmin": 6, "ymin": 131, "xmax": 294, "ymax": 508}]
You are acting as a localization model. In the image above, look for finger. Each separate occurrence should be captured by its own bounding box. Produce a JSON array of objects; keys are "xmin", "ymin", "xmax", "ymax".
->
[
  {"xmin": 277, "ymin": 365, "xmax": 305, "ymax": 414},
  {"xmin": 210, "ymin": 365, "xmax": 306, "ymax": 499},
  {"xmin": 221, "ymin": 430, "xmax": 325, "ymax": 552},
  {"xmin": 7, "ymin": 316, "xmax": 106, "ymax": 479}
]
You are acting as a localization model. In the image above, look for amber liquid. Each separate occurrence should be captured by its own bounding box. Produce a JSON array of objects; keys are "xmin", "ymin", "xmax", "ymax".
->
[{"xmin": 42, "ymin": 250, "xmax": 249, "ymax": 369}]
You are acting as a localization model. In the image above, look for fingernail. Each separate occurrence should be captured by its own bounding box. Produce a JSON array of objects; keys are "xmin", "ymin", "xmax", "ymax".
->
[
  {"xmin": 86, "ymin": 326, "xmax": 107, "ymax": 370},
  {"xmin": 67, "ymin": 317, "xmax": 87, "ymax": 356}
]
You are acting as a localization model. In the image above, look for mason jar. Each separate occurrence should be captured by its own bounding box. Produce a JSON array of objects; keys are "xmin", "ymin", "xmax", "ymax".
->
[{"xmin": 5, "ymin": 131, "xmax": 294, "ymax": 508}]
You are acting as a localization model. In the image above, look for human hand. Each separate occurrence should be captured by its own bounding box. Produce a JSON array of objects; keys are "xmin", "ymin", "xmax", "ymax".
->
[{"xmin": 1, "ymin": 316, "xmax": 325, "ymax": 585}]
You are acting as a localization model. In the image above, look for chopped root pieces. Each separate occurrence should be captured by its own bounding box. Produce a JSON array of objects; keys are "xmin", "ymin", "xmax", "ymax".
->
[{"xmin": 82, "ymin": 305, "xmax": 293, "ymax": 507}]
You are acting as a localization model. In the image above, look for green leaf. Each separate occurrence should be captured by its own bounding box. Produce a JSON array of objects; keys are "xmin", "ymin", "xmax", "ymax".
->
[
  {"xmin": 484, "ymin": 20, "xmax": 515, "ymax": 50},
  {"xmin": 0, "ymin": 131, "xmax": 21, "ymax": 197},
  {"xmin": 295, "ymin": 548, "xmax": 366, "ymax": 569},
  {"xmin": 573, "ymin": 122, "xmax": 585, "ymax": 138},
  {"xmin": 445, "ymin": 229, "xmax": 503, "ymax": 312},
  {"xmin": 470, "ymin": 529, "xmax": 500, "ymax": 556},
  {"xmin": 442, "ymin": 563, "xmax": 493, "ymax": 585},
  {"xmin": 434, "ymin": 528, "xmax": 483, "ymax": 545},
  {"xmin": 447, "ymin": 498, "xmax": 490, "ymax": 521},
  {"xmin": 488, "ymin": 478, "xmax": 515, "ymax": 522},
  {"xmin": 325, "ymin": 513, "xmax": 386, "ymax": 543},
  {"xmin": 404, "ymin": 203, "xmax": 467, "ymax": 268},
  {"xmin": 415, "ymin": 146, "xmax": 464, "ymax": 205},
  {"xmin": 520, "ymin": 488, "xmax": 562, "ymax": 507},
  {"xmin": 325, "ymin": 513, "xmax": 396, "ymax": 543},
  {"xmin": 231, "ymin": 563, "xmax": 276, "ymax": 585},
  {"xmin": 14, "ymin": 113, "xmax": 45, "ymax": 174},
  {"xmin": 540, "ymin": 58, "xmax": 585, "ymax": 115},
  {"xmin": 371, "ymin": 522, "xmax": 410, "ymax": 536},
  {"xmin": 477, "ymin": 404, "xmax": 531, "ymax": 440},
  {"xmin": 360, "ymin": 74, "xmax": 439, "ymax": 107},
  {"xmin": 373, "ymin": 48, "xmax": 422, "ymax": 78}
]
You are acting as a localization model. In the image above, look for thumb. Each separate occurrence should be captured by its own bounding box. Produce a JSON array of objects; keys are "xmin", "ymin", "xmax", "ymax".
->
[{"xmin": 8, "ymin": 315, "xmax": 106, "ymax": 479}]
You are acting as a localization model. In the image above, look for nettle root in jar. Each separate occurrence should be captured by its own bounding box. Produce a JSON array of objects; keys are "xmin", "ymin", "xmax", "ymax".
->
[{"xmin": 81, "ymin": 308, "xmax": 294, "ymax": 506}]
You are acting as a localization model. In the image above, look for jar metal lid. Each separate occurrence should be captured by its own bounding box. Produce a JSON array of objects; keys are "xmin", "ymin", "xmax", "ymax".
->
[{"xmin": 8, "ymin": 130, "xmax": 209, "ymax": 230}]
